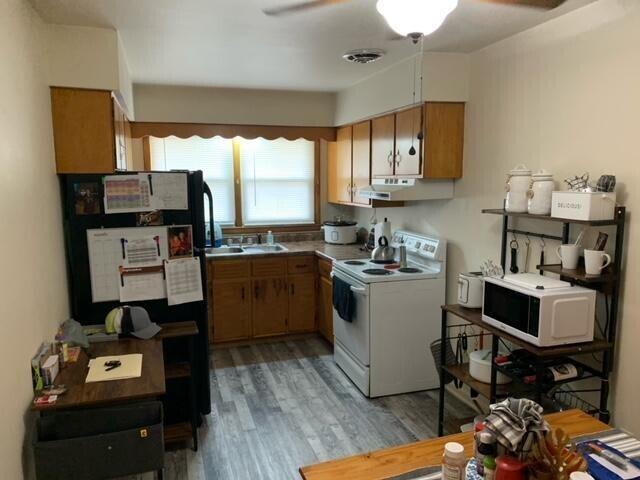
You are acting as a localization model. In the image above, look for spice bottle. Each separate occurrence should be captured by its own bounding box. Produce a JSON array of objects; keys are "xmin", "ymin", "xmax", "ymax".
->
[
  {"xmin": 442, "ymin": 442, "xmax": 466, "ymax": 480},
  {"xmin": 476, "ymin": 432, "xmax": 496, "ymax": 475},
  {"xmin": 484, "ymin": 455, "xmax": 496, "ymax": 480}
]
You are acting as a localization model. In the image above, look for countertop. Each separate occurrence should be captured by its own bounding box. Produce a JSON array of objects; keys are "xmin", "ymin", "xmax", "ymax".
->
[
  {"xmin": 299, "ymin": 409, "xmax": 610, "ymax": 480},
  {"xmin": 206, "ymin": 241, "xmax": 370, "ymax": 263}
]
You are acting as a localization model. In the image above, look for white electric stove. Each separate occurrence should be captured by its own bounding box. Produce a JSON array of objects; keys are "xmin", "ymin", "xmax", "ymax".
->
[{"xmin": 331, "ymin": 230, "xmax": 446, "ymax": 397}]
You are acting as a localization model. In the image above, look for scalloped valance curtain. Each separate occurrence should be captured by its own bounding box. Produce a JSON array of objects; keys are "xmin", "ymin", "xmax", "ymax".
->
[{"xmin": 130, "ymin": 122, "xmax": 337, "ymax": 142}]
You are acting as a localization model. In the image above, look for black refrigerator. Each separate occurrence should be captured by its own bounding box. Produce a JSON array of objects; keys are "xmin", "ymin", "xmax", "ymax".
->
[{"xmin": 60, "ymin": 171, "xmax": 212, "ymax": 416}]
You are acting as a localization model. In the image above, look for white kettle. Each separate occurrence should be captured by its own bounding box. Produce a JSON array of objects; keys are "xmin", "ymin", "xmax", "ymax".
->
[{"xmin": 457, "ymin": 272, "xmax": 483, "ymax": 308}]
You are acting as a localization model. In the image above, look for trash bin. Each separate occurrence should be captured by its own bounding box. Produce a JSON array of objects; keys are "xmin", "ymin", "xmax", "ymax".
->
[{"xmin": 33, "ymin": 401, "xmax": 164, "ymax": 480}]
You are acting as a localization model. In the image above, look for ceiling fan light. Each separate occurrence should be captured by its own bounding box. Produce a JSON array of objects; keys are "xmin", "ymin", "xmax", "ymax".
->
[{"xmin": 376, "ymin": 0, "xmax": 458, "ymax": 37}]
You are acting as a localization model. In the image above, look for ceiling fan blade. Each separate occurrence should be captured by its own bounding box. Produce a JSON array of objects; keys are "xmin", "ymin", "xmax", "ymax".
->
[
  {"xmin": 473, "ymin": 0, "xmax": 566, "ymax": 8},
  {"xmin": 263, "ymin": 0, "xmax": 353, "ymax": 16}
]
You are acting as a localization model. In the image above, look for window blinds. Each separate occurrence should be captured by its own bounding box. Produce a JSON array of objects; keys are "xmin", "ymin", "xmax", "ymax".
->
[
  {"xmin": 239, "ymin": 138, "xmax": 315, "ymax": 225},
  {"xmin": 150, "ymin": 136, "xmax": 235, "ymax": 224}
]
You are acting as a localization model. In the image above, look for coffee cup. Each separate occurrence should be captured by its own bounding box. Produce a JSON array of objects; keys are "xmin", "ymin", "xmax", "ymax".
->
[
  {"xmin": 584, "ymin": 249, "xmax": 612, "ymax": 275},
  {"xmin": 556, "ymin": 244, "xmax": 580, "ymax": 270}
]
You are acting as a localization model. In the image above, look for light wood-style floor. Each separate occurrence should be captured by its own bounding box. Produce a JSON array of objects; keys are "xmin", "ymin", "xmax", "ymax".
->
[{"xmin": 124, "ymin": 337, "xmax": 475, "ymax": 480}]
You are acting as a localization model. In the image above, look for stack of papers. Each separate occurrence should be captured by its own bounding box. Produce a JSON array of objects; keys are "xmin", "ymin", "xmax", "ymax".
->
[{"xmin": 85, "ymin": 354, "xmax": 143, "ymax": 383}]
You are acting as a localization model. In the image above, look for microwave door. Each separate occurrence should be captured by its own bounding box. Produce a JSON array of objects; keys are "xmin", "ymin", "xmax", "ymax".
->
[{"xmin": 484, "ymin": 282, "xmax": 538, "ymax": 336}]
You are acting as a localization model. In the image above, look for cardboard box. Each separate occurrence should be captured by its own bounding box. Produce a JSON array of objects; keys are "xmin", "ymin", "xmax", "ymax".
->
[{"xmin": 551, "ymin": 191, "xmax": 616, "ymax": 221}]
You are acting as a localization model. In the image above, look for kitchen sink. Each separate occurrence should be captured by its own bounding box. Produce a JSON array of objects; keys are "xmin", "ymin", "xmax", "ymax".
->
[
  {"xmin": 243, "ymin": 244, "xmax": 288, "ymax": 253},
  {"xmin": 205, "ymin": 246, "xmax": 245, "ymax": 255}
]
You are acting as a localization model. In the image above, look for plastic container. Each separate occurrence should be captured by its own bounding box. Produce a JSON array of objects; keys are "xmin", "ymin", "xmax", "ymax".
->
[
  {"xmin": 469, "ymin": 349, "xmax": 512, "ymax": 385},
  {"xmin": 484, "ymin": 455, "xmax": 497, "ymax": 480},
  {"xmin": 442, "ymin": 442, "xmax": 466, "ymax": 480},
  {"xmin": 505, "ymin": 164, "xmax": 532, "ymax": 213},
  {"xmin": 551, "ymin": 191, "xmax": 616, "ymax": 221},
  {"xmin": 266, "ymin": 231, "xmax": 275, "ymax": 245}
]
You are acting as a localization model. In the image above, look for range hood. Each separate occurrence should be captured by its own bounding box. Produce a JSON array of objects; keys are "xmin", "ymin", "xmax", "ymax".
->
[{"xmin": 358, "ymin": 178, "xmax": 453, "ymax": 202}]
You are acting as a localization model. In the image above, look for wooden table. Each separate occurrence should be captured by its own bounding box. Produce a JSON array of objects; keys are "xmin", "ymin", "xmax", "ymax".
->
[
  {"xmin": 299, "ymin": 410, "xmax": 610, "ymax": 480},
  {"xmin": 32, "ymin": 338, "xmax": 165, "ymax": 411}
]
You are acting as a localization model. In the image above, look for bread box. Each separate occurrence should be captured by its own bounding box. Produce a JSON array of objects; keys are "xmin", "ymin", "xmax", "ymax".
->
[{"xmin": 551, "ymin": 191, "xmax": 616, "ymax": 221}]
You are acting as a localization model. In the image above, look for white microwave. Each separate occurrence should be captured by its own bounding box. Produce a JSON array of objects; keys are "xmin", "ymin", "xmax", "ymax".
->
[{"xmin": 482, "ymin": 274, "xmax": 596, "ymax": 347}]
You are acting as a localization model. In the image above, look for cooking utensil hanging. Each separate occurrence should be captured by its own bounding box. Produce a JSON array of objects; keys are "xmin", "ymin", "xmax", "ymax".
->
[{"xmin": 510, "ymin": 234, "xmax": 520, "ymax": 274}]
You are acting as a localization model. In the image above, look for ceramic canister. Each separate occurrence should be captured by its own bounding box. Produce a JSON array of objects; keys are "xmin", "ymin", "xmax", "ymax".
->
[
  {"xmin": 505, "ymin": 164, "xmax": 532, "ymax": 213},
  {"xmin": 527, "ymin": 169, "xmax": 554, "ymax": 215}
]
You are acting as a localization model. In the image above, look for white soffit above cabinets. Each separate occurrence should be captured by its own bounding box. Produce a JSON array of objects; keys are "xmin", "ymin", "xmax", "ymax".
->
[{"xmin": 31, "ymin": 0, "xmax": 595, "ymax": 91}]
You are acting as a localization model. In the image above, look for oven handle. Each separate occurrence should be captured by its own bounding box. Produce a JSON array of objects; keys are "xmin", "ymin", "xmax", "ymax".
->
[{"xmin": 330, "ymin": 271, "xmax": 369, "ymax": 296}]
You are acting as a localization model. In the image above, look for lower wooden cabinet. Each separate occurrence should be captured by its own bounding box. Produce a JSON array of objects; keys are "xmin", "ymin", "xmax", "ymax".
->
[
  {"xmin": 252, "ymin": 277, "xmax": 289, "ymax": 337},
  {"xmin": 288, "ymin": 273, "xmax": 317, "ymax": 333},
  {"xmin": 211, "ymin": 280, "xmax": 251, "ymax": 343},
  {"xmin": 317, "ymin": 258, "xmax": 334, "ymax": 344},
  {"xmin": 209, "ymin": 255, "xmax": 319, "ymax": 343}
]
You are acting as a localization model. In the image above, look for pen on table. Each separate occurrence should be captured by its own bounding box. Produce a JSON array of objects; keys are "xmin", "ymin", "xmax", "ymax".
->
[{"xmin": 588, "ymin": 442, "xmax": 630, "ymax": 470}]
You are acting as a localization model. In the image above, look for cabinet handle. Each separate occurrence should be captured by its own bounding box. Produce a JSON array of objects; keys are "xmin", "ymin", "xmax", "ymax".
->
[
  {"xmin": 387, "ymin": 151, "xmax": 393, "ymax": 166},
  {"xmin": 290, "ymin": 283, "xmax": 295, "ymax": 296},
  {"xmin": 347, "ymin": 184, "xmax": 351, "ymax": 194},
  {"xmin": 396, "ymin": 150, "xmax": 402, "ymax": 165},
  {"xmin": 241, "ymin": 286, "xmax": 245, "ymax": 301},
  {"xmin": 254, "ymin": 285, "xmax": 259, "ymax": 299}
]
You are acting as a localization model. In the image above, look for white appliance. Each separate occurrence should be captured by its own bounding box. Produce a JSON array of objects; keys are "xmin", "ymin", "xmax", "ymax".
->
[
  {"xmin": 321, "ymin": 220, "xmax": 358, "ymax": 244},
  {"xmin": 457, "ymin": 272, "xmax": 483, "ymax": 308},
  {"xmin": 331, "ymin": 230, "xmax": 446, "ymax": 397},
  {"xmin": 482, "ymin": 274, "xmax": 596, "ymax": 347},
  {"xmin": 358, "ymin": 178, "xmax": 453, "ymax": 202}
]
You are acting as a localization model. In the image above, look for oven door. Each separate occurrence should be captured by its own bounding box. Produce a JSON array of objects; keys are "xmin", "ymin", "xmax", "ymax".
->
[{"xmin": 331, "ymin": 269, "xmax": 370, "ymax": 366}]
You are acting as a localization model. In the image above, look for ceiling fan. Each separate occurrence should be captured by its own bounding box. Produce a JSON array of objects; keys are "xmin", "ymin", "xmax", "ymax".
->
[{"xmin": 264, "ymin": 0, "xmax": 567, "ymax": 41}]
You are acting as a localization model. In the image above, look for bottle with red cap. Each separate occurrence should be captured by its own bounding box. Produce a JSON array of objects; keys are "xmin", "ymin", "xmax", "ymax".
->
[{"xmin": 495, "ymin": 456, "xmax": 526, "ymax": 480}]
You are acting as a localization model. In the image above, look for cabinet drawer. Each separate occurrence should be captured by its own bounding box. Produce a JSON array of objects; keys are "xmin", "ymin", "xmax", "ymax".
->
[
  {"xmin": 287, "ymin": 255, "xmax": 316, "ymax": 274},
  {"xmin": 251, "ymin": 258, "xmax": 286, "ymax": 277},
  {"xmin": 210, "ymin": 260, "xmax": 249, "ymax": 280},
  {"xmin": 318, "ymin": 258, "xmax": 333, "ymax": 279}
]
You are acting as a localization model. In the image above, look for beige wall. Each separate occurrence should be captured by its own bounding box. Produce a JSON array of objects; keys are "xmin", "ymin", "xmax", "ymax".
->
[
  {"xmin": 346, "ymin": 0, "xmax": 640, "ymax": 433},
  {"xmin": 134, "ymin": 84, "xmax": 336, "ymax": 126},
  {"xmin": 0, "ymin": 0, "xmax": 70, "ymax": 478},
  {"xmin": 45, "ymin": 24, "xmax": 135, "ymax": 118},
  {"xmin": 334, "ymin": 52, "xmax": 469, "ymax": 125}
]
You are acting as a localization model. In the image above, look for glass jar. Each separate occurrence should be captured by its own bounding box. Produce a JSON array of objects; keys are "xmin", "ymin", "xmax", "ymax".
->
[
  {"xmin": 505, "ymin": 164, "xmax": 532, "ymax": 213},
  {"xmin": 527, "ymin": 169, "xmax": 554, "ymax": 215}
]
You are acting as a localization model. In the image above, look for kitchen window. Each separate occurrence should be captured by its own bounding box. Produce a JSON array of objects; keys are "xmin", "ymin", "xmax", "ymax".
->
[{"xmin": 149, "ymin": 135, "xmax": 317, "ymax": 228}]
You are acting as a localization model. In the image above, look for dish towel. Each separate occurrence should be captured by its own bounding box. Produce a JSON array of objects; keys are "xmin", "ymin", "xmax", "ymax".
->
[
  {"xmin": 484, "ymin": 398, "xmax": 549, "ymax": 457},
  {"xmin": 332, "ymin": 277, "xmax": 355, "ymax": 322}
]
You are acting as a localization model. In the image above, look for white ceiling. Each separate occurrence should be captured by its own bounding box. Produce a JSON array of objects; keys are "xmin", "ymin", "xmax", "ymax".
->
[{"xmin": 31, "ymin": 0, "xmax": 595, "ymax": 91}]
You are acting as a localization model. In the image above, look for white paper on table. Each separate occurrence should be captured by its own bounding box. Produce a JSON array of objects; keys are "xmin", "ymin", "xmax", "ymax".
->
[
  {"xmin": 149, "ymin": 172, "xmax": 188, "ymax": 210},
  {"xmin": 86, "ymin": 354, "xmax": 143, "ymax": 383},
  {"xmin": 119, "ymin": 271, "xmax": 166, "ymax": 302},
  {"xmin": 590, "ymin": 453, "xmax": 640, "ymax": 479},
  {"xmin": 165, "ymin": 258, "xmax": 203, "ymax": 306},
  {"xmin": 124, "ymin": 236, "xmax": 162, "ymax": 267},
  {"xmin": 103, "ymin": 174, "xmax": 152, "ymax": 213}
]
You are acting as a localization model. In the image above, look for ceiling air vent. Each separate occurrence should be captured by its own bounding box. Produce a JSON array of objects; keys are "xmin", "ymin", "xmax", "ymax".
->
[{"xmin": 342, "ymin": 49, "xmax": 385, "ymax": 64}]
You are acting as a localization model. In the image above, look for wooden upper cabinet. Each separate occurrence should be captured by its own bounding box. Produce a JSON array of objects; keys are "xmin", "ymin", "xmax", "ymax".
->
[
  {"xmin": 51, "ymin": 87, "xmax": 133, "ymax": 174},
  {"xmin": 371, "ymin": 114, "xmax": 395, "ymax": 178},
  {"xmin": 351, "ymin": 121, "xmax": 371, "ymax": 206},
  {"xmin": 423, "ymin": 102, "xmax": 465, "ymax": 179},
  {"xmin": 394, "ymin": 105, "xmax": 423, "ymax": 177},
  {"xmin": 51, "ymin": 87, "xmax": 117, "ymax": 174},
  {"xmin": 335, "ymin": 126, "xmax": 353, "ymax": 203},
  {"xmin": 327, "ymin": 141, "xmax": 340, "ymax": 204}
]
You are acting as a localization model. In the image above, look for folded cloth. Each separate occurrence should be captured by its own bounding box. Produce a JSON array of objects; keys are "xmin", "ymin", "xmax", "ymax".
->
[
  {"xmin": 484, "ymin": 398, "xmax": 549, "ymax": 456},
  {"xmin": 332, "ymin": 277, "xmax": 355, "ymax": 322}
]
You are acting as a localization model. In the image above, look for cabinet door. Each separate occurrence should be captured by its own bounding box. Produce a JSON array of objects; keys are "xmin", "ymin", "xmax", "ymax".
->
[
  {"xmin": 335, "ymin": 126, "xmax": 353, "ymax": 203},
  {"xmin": 371, "ymin": 114, "xmax": 395, "ymax": 177},
  {"xmin": 288, "ymin": 274, "xmax": 317, "ymax": 333},
  {"xmin": 424, "ymin": 102, "xmax": 465, "ymax": 179},
  {"xmin": 50, "ymin": 87, "xmax": 116, "ymax": 173},
  {"xmin": 351, "ymin": 121, "xmax": 372, "ymax": 206},
  {"xmin": 318, "ymin": 275, "xmax": 334, "ymax": 344},
  {"xmin": 252, "ymin": 277, "xmax": 288, "ymax": 337},
  {"xmin": 327, "ymin": 141, "xmax": 340, "ymax": 204},
  {"xmin": 394, "ymin": 106, "xmax": 423, "ymax": 177},
  {"xmin": 212, "ymin": 280, "xmax": 251, "ymax": 343}
]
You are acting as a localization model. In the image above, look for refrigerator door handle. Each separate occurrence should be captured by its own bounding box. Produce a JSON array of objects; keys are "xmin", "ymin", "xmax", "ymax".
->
[{"xmin": 203, "ymin": 181, "xmax": 215, "ymax": 247}]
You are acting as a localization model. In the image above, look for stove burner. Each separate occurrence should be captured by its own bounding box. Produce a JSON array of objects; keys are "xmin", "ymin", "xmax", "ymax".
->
[
  {"xmin": 370, "ymin": 259, "xmax": 395, "ymax": 265},
  {"xmin": 345, "ymin": 260, "xmax": 366, "ymax": 266},
  {"xmin": 399, "ymin": 267, "xmax": 423, "ymax": 273},
  {"xmin": 362, "ymin": 268, "xmax": 394, "ymax": 276}
]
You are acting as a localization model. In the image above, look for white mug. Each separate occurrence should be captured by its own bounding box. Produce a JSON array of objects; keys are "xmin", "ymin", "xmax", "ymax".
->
[
  {"xmin": 584, "ymin": 249, "xmax": 612, "ymax": 275},
  {"xmin": 556, "ymin": 244, "xmax": 580, "ymax": 270}
]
